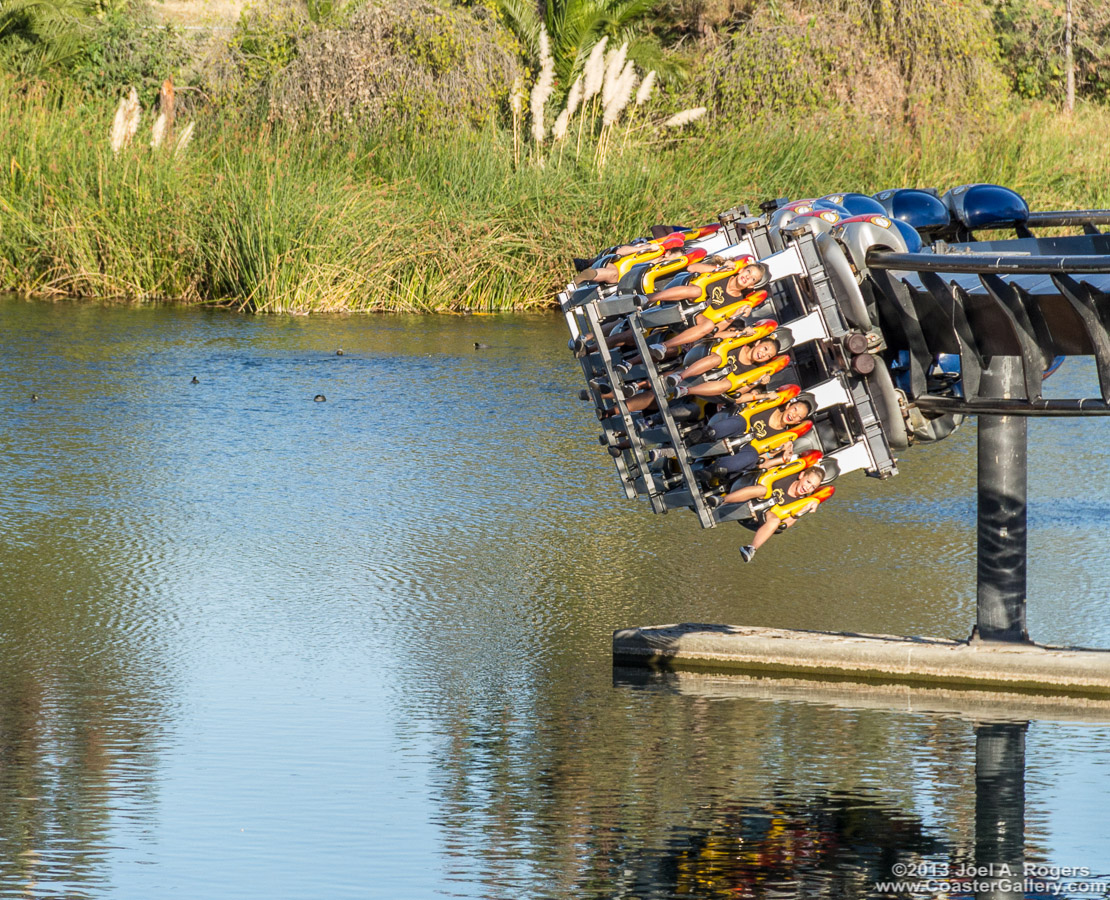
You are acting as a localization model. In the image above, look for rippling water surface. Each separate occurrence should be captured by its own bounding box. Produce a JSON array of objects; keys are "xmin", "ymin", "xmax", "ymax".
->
[{"xmin": 1, "ymin": 296, "xmax": 1109, "ymax": 899}]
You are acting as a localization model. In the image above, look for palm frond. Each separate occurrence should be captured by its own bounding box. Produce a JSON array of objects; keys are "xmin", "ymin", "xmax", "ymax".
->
[
  {"xmin": 494, "ymin": 0, "xmax": 665, "ymax": 90},
  {"xmin": 0, "ymin": 0, "xmax": 92, "ymax": 75},
  {"xmin": 495, "ymin": 0, "xmax": 545, "ymax": 57}
]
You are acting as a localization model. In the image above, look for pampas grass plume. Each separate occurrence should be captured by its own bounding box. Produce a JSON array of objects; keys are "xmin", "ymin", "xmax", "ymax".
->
[
  {"xmin": 582, "ymin": 37, "xmax": 608, "ymax": 101},
  {"xmin": 663, "ymin": 107, "xmax": 707, "ymax": 128},
  {"xmin": 151, "ymin": 112, "xmax": 167, "ymax": 149},
  {"xmin": 601, "ymin": 42, "xmax": 628, "ymax": 108},
  {"xmin": 109, "ymin": 87, "xmax": 141, "ymax": 154},
  {"xmin": 174, "ymin": 121, "xmax": 195, "ymax": 158},
  {"xmin": 552, "ymin": 108, "xmax": 571, "ymax": 141},
  {"xmin": 530, "ymin": 24, "xmax": 555, "ymax": 144},
  {"xmin": 636, "ymin": 70, "xmax": 657, "ymax": 106},
  {"xmin": 619, "ymin": 60, "xmax": 637, "ymax": 98},
  {"xmin": 565, "ymin": 75, "xmax": 583, "ymax": 119},
  {"xmin": 661, "ymin": 107, "xmax": 705, "ymax": 128},
  {"xmin": 603, "ymin": 61, "xmax": 636, "ymax": 126}
]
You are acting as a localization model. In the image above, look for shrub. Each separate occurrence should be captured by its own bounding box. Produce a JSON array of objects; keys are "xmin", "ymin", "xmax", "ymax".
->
[
  {"xmin": 268, "ymin": 0, "xmax": 523, "ymax": 130},
  {"xmin": 227, "ymin": 0, "xmax": 308, "ymax": 92},
  {"xmin": 680, "ymin": 0, "xmax": 1005, "ymax": 125},
  {"xmin": 991, "ymin": 0, "xmax": 1110, "ymax": 102},
  {"xmin": 71, "ymin": 7, "xmax": 191, "ymax": 102}
]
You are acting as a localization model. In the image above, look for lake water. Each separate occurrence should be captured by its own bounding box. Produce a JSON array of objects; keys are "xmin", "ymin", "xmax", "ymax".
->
[{"xmin": 1, "ymin": 296, "xmax": 1108, "ymax": 899}]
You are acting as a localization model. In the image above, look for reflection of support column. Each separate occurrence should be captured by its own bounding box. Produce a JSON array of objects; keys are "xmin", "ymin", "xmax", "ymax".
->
[
  {"xmin": 977, "ymin": 356, "xmax": 1029, "ymax": 642},
  {"xmin": 974, "ymin": 722, "xmax": 1027, "ymax": 900}
]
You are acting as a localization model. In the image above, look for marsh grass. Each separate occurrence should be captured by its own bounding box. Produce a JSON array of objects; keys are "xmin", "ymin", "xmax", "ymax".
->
[{"xmin": 3, "ymin": 78, "xmax": 1109, "ymax": 313}]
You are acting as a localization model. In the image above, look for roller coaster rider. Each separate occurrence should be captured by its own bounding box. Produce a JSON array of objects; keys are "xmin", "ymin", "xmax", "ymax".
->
[
  {"xmin": 572, "ymin": 235, "xmax": 716, "ymax": 287},
  {"xmin": 701, "ymin": 389, "xmax": 816, "ymax": 480},
  {"xmin": 572, "ymin": 258, "xmax": 770, "ymax": 359},
  {"xmin": 696, "ymin": 386, "xmax": 813, "ymax": 444},
  {"xmin": 577, "ymin": 269, "xmax": 768, "ymax": 363},
  {"xmin": 594, "ymin": 323, "xmax": 787, "ymax": 413},
  {"xmin": 570, "ymin": 250, "xmax": 734, "ymax": 358},
  {"xmin": 717, "ymin": 451, "xmax": 836, "ymax": 508},
  {"xmin": 642, "ymin": 260, "xmax": 771, "ymax": 362},
  {"xmin": 666, "ymin": 327, "xmax": 795, "ymax": 402},
  {"xmin": 735, "ymin": 457, "xmax": 839, "ymax": 563}
]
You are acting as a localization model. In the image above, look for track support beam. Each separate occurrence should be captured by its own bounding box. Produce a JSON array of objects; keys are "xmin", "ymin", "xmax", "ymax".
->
[{"xmin": 976, "ymin": 356, "xmax": 1030, "ymax": 643}]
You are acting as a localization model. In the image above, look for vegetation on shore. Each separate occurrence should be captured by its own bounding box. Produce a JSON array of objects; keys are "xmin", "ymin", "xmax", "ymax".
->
[{"xmin": 1, "ymin": 0, "xmax": 1108, "ymax": 313}]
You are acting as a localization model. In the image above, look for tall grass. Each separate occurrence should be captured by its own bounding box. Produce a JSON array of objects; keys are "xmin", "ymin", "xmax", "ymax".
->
[{"xmin": 3, "ymin": 78, "xmax": 1110, "ymax": 313}]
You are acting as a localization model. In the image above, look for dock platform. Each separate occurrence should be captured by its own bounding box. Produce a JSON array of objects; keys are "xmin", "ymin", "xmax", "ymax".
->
[{"xmin": 613, "ymin": 624, "xmax": 1110, "ymax": 698}]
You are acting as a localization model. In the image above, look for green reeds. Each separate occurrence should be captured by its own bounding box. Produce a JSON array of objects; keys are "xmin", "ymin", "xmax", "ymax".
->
[{"xmin": 2, "ymin": 78, "xmax": 1110, "ymax": 314}]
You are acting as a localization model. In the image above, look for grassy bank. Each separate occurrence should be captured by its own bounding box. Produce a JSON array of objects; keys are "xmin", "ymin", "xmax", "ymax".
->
[{"xmin": 3, "ymin": 80, "xmax": 1110, "ymax": 313}]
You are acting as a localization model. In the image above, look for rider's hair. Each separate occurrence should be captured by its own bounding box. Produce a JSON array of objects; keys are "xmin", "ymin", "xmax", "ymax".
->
[{"xmin": 745, "ymin": 262, "xmax": 770, "ymax": 287}]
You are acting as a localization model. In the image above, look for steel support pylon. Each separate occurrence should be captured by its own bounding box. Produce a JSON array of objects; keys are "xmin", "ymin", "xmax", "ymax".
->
[{"xmin": 976, "ymin": 356, "xmax": 1030, "ymax": 642}]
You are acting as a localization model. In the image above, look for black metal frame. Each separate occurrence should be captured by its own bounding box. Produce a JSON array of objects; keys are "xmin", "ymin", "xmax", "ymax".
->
[
  {"xmin": 861, "ymin": 220, "xmax": 1110, "ymax": 643},
  {"xmin": 866, "ymin": 243, "xmax": 1110, "ymax": 410}
]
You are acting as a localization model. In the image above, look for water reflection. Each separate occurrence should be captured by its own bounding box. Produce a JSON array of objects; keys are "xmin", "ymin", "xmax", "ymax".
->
[
  {"xmin": 642, "ymin": 792, "xmax": 944, "ymax": 898},
  {"xmin": 560, "ymin": 674, "xmax": 1106, "ymax": 899},
  {"xmin": 426, "ymin": 660, "xmax": 1103, "ymax": 898},
  {"xmin": 975, "ymin": 723, "xmax": 1026, "ymax": 900},
  {"xmin": 3, "ymin": 297, "xmax": 1110, "ymax": 898},
  {"xmin": 0, "ymin": 524, "xmax": 167, "ymax": 896}
]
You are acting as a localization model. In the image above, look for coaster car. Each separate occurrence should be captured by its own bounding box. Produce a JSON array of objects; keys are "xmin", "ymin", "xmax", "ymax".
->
[
  {"xmin": 818, "ymin": 192, "xmax": 886, "ymax": 216},
  {"xmin": 561, "ymin": 199, "xmax": 919, "ymax": 534}
]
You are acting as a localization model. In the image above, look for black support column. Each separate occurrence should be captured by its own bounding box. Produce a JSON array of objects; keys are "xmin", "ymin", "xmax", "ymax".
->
[
  {"xmin": 974, "ymin": 722, "xmax": 1028, "ymax": 900},
  {"xmin": 976, "ymin": 356, "xmax": 1030, "ymax": 642}
]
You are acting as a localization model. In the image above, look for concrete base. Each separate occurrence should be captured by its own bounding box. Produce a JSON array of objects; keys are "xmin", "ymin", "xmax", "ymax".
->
[
  {"xmin": 613, "ymin": 624, "xmax": 1110, "ymax": 698},
  {"xmin": 613, "ymin": 668, "xmax": 1110, "ymax": 723}
]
